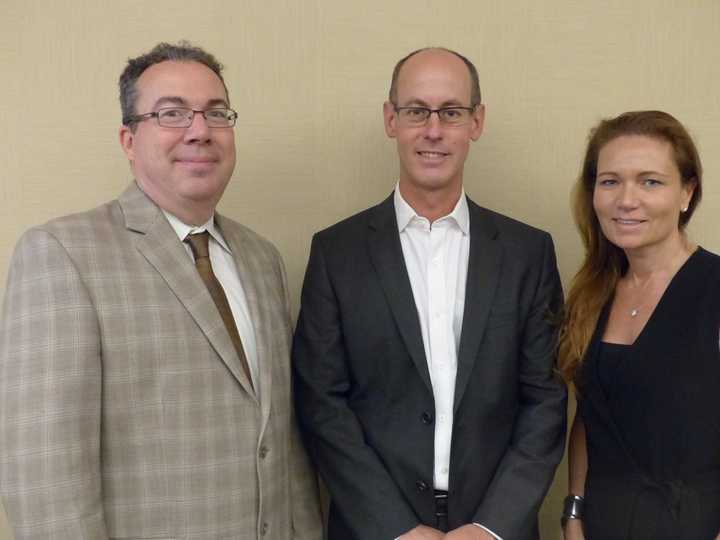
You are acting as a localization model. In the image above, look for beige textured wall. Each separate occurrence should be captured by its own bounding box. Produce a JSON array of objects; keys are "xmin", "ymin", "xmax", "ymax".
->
[{"xmin": 2, "ymin": 1, "xmax": 719, "ymax": 538}]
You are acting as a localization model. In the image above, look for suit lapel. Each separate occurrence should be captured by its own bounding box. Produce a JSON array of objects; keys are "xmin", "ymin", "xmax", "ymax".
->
[
  {"xmin": 367, "ymin": 195, "xmax": 433, "ymax": 393},
  {"xmin": 217, "ymin": 216, "xmax": 271, "ymax": 420},
  {"xmin": 453, "ymin": 201, "xmax": 502, "ymax": 413},
  {"xmin": 119, "ymin": 183, "xmax": 257, "ymax": 400}
]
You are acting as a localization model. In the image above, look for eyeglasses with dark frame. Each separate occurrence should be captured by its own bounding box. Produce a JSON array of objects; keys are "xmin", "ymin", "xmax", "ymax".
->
[
  {"xmin": 124, "ymin": 107, "xmax": 238, "ymax": 128},
  {"xmin": 393, "ymin": 105, "xmax": 476, "ymax": 126}
]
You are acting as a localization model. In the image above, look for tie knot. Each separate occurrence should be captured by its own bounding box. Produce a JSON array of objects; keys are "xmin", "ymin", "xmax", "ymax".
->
[{"xmin": 185, "ymin": 231, "xmax": 210, "ymax": 260}]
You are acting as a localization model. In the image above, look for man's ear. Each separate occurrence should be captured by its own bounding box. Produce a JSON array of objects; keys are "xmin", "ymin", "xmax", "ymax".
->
[
  {"xmin": 470, "ymin": 104, "xmax": 485, "ymax": 141},
  {"xmin": 119, "ymin": 124, "xmax": 136, "ymax": 161},
  {"xmin": 383, "ymin": 101, "xmax": 398, "ymax": 138}
]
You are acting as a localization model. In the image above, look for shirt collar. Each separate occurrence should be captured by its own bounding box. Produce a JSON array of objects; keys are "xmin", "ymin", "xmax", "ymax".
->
[
  {"xmin": 393, "ymin": 182, "xmax": 470, "ymax": 235},
  {"xmin": 162, "ymin": 210, "xmax": 232, "ymax": 254}
]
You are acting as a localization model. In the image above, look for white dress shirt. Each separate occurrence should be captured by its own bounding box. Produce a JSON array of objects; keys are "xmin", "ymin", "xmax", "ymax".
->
[
  {"xmin": 394, "ymin": 187, "xmax": 501, "ymax": 540},
  {"xmin": 163, "ymin": 210, "xmax": 260, "ymax": 395},
  {"xmin": 394, "ymin": 187, "xmax": 469, "ymax": 491}
]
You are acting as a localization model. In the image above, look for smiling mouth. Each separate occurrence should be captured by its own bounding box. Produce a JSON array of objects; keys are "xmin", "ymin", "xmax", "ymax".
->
[
  {"xmin": 417, "ymin": 151, "xmax": 449, "ymax": 158},
  {"xmin": 612, "ymin": 218, "xmax": 647, "ymax": 225},
  {"xmin": 175, "ymin": 158, "xmax": 217, "ymax": 166}
]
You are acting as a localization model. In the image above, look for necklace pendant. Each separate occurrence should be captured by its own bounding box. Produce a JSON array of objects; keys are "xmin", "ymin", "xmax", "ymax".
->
[{"xmin": 630, "ymin": 309, "xmax": 639, "ymax": 317}]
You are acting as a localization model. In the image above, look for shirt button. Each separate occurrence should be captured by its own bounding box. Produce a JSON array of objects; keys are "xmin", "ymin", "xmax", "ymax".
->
[
  {"xmin": 442, "ymin": 467, "xmax": 449, "ymax": 474},
  {"xmin": 259, "ymin": 446, "xmax": 269, "ymax": 459}
]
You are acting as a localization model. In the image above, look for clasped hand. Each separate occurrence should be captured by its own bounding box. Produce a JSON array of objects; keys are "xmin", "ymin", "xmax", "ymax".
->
[{"xmin": 399, "ymin": 524, "xmax": 496, "ymax": 540}]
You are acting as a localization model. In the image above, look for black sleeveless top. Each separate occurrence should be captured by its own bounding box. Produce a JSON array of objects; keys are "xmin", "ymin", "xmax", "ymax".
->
[{"xmin": 577, "ymin": 248, "xmax": 720, "ymax": 540}]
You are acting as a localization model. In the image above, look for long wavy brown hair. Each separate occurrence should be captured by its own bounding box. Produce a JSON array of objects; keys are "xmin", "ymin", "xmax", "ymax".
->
[{"xmin": 558, "ymin": 111, "xmax": 703, "ymax": 384}]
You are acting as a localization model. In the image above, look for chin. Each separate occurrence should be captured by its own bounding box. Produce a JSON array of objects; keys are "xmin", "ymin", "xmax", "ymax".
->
[
  {"xmin": 609, "ymin": 235, "xmax": 664, "ymax": 253},
  {"xmin": 180, "ymin": 176, "xmax": 228, "ymax": 195},
  {"xmin": 610, "ymin": 240, "xmax": 643, "ymax": 252}
]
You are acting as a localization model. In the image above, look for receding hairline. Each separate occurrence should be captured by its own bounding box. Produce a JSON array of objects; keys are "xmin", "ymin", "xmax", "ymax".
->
[
  {"xmin": 119, "ymin": 41, "xmax": 229, "ymax": 127},
  {"xmin": 389, "ymin": 46, "xmax": 482, "ymax": 106},
  {"xmin": 401, "ymin": 47, "xmax": 466, "ymax": 66},
  {"xmin": 133, "ymin": 60, "xmax": 231, "ymax": 110},
  {"xmin": 138, "ymin": 58, "xmax": 228, "ymax": 89}
]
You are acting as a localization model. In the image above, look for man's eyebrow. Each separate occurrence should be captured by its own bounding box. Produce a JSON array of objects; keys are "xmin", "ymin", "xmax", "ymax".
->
[
  {"xmin": 439, "ymin": 100, "xmax": 466, "ymax": 107},
  {"xmin": 151, "ymin": 96, "xmax": 230, "ymax": 109},
  {"xmin": 399, "ymin": 98, "xmax": 430, "ymax": 107},
  {"xmin": 152, "ymin": 96, "xmax": 187, "ymax": 109},
  {"xmin": 398, "ymin": 98, "xmax": 466, "ymax": 108},
  {"xmin": 206, "ymin": 98, "xmax": 230, "ymax": 108}
]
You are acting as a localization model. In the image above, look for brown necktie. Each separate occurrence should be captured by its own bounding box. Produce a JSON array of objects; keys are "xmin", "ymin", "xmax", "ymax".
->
[{"xmin": 185, "ymin": 231, "xmax": 254, "ymax": 390}]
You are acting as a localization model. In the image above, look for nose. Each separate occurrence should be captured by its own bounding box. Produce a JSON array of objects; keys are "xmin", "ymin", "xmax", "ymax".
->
[
  {"xmin": 184, "ymin": 111, "xmax": 212, "ymax": 142},
  {"xmin": 617, "ymin": 182, "xmax": 639, "ymax": 210},
  {"xmin": 422, "ymin": 111, "xmax": 443, "ymax": 140}
]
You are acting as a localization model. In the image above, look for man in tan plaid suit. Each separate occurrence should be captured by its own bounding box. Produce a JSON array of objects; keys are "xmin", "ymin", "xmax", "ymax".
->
[{"xmin": 0, "ymin": 42, "xmax": 322, "ymax": 540}]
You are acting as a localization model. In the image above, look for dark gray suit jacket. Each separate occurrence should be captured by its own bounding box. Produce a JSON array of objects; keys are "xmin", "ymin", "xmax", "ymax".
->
[{"xmin": 292, "ymin": 194, "xmax": 567, "ymax": 540}]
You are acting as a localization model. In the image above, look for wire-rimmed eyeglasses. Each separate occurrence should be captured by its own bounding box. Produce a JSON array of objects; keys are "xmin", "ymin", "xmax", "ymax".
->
[
  {"xmin": 393, "ymin": 105, "xmax": 476, "ymax": 126},
  {"xmin": 124, "ymin": 107, "xmax": 238, "ymax": 128}
]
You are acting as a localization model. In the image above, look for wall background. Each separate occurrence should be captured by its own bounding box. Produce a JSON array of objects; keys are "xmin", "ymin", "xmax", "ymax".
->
[{"xmin": 2, "ymin": 1, "xmax": 719, "ymax": 538}]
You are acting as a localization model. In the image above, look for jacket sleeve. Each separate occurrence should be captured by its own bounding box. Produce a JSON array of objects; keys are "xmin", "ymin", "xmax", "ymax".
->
[
  {"xmin": 472, "ymin": 233, "xmax": 568, "ymax": 538},
  {"xmin": 274, "ymin": 252, "xmax": 324, "ymax": 540},
  {"xmin": 292, "ymin": 235, "xmax": 420, "ymax": 540},
  {"xmin": 0, "ymin": 229, "xmax": 108, "ymax": 539}
]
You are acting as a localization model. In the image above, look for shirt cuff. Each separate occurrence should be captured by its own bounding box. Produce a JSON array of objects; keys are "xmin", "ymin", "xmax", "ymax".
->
[{"xmin": 474, "ymin": 523, "xmax": 503, "ymax": 540}]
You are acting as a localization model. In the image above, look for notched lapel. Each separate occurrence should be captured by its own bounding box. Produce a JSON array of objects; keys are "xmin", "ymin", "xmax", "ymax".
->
[
  {"xmin": 367, "ymin": 196, "xmax": 433, "ymax": 393},
  {"xmin": 454, "ymin": 203, "xmax": 502, "ymax": 414},
  {"xmin": 217, "ymin": 217, "xmax": 272, "ymax": 421},
  {"xmin": 119, "ymin": 183, "xmax": 257, "ymax": 399}
]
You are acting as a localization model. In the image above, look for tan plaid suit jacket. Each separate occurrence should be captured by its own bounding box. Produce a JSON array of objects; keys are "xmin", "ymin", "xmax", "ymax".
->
[{"xmin": 0, "ymin": 183, "xmax": 322, "ymax": 540}]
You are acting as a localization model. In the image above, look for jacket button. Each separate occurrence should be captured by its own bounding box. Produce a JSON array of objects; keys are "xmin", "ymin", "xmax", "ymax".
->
[
  {"xmin": 261, "ymin": 522, "xmax": 269, "ymax": 535},
  {"xmin": 416, "ymin": 480, "xmax": 428, "ymax": 492},
  {"xmin": 259, "ymin": 446, "xmax": 269, "ymax": 459},
  {"xmin": 421, "ymin": 411, "xmax": 434, "ymax": 424}
]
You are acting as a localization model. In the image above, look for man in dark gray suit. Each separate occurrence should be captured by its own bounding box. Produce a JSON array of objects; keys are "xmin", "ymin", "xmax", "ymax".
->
[{"xmin": 292, "ymin": 47, "xmax": 567, "ymax": 540}]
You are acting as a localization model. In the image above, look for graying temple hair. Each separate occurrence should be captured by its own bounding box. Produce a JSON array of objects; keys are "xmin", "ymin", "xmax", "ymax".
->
[{"xmin": 119, "ymin": 41, "xmax": 228, "ymax": 128}]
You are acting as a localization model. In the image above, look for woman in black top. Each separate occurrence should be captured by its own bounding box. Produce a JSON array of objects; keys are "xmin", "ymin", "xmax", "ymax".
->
[{"xmin": 558, "ymin": 110, "xmax": 720, "ymax": 539}]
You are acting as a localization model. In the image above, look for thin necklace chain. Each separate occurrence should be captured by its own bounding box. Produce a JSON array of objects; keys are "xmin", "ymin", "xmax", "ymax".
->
[{"xmin": 627, "ymin": 276, "xmax": 656, "ymax": 318}]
